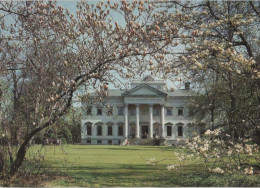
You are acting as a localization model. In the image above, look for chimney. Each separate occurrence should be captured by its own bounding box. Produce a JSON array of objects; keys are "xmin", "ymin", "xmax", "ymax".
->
[{"xmin": 185, "ymin": 82, "xmax": 190, "ymax": 90}]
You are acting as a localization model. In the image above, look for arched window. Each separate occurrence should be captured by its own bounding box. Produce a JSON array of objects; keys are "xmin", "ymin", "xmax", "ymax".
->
[
  {"xmin": 85, "ymin": 122, "xmax": 93, "ymax": 136},
  {"xmin": 118, "ymin": 126, "xmax": 123, "ymax": 136},
  {"xmin": 165, "ymin": 122, "xmax": 173, "ymax": 137},
  {"xmin": 97, "ymin": 125, "xmax": 102, "ymax": 136},
  {"xmin": 86, "ymin": 125, "xmax": 92, "ymax": 136},
  {"xmin": 176, "ymin": 123, "xmax": 184, "ymax": 137}
]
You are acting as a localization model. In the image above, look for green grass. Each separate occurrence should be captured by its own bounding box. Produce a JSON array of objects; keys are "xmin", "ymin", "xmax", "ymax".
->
[{"xmin": 23, "ymin": 145, "xmax": 260, "ymax": 187}]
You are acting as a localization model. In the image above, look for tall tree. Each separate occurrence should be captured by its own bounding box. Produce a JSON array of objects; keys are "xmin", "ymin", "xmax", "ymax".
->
[{"xmin": 0, "ymin": 0, "xmax": 179, "ymax": 177}]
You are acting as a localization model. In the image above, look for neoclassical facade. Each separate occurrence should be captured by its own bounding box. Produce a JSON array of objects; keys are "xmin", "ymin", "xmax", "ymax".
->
[{"xmin": 81, "ymin": 76, "xmax": 200, "ymax": 145}]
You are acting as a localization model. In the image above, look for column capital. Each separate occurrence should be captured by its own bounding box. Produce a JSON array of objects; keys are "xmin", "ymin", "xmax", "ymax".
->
[
  {"xmin": 149, "ymin": 103, "xmax": 154, "ymax": 107},
  {"xmin": 124, "ymin": 103, "xmax": 129, "ymax": 107},
  {"xmin": 160, "ymin": 103, "xmax": 165, "ymax": 106},
  {"xmin": 135, "ymin": 104, "xmax": 140, "ymax": 107}
]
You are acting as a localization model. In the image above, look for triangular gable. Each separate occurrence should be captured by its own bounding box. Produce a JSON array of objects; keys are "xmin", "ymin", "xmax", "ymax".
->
[{"xmin": 122, "ymin": 83, "xmax": 167, "ymax": 96}]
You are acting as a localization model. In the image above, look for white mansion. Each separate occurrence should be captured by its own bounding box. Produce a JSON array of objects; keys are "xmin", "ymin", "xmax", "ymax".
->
[{"xmin": 81, "ymin": 76, "xmax": 201, "ymax": 145}]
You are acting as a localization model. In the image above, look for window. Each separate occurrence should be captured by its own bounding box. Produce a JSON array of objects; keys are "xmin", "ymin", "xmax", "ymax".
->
[
  {"xmin": 118, "ymin": 107, "xmax": 124, "ymax": 116},
  {"xmin": 154, "ymin": 108, "xmax": 160, "ymax": 116},
  {"xmin": 178, "ymin": 126, "xmax": 183, "ymax": 136},
  {"xmin": 167, "ymin": 126, "xmax": 172, "ymax": 136},
  {"xmin": 178, "ymin": 108, "xmax": 183, "ymax": 116},
  {"xmin": 118, "ymin": 126, "xmax": 123, "ymax": 136},
  {"xmin": 108, "ymin": 126, "xmax": 113, "ymax": 136},
  {"xmin": 97, "ymin": 108, "xmax": 102, "ymax": 115},
  {"xmin": 87, "ymin": 140, "xmax": 91, "ymax": 144},
  {"xmin": 108, "ymin": 140, "xmax": 112, "ymax": 145},
  {"xmin": 130, "ymin": 108, "xmax": 136, "ymax": 115},
  {"xmin": 86, "ymin": 125, "xmax": 92, "ymax": 136},
  {"xmin": 97, "ymin": 125, "xmax": 102, "ymax": 136},
  {"xmin": 87, "ymin": 108, "xmax": 92, "ymax": 115},
  {"xmin": 166, "ymin": 108, "xmax": 172, "ymax": 116},
  {"xmin": 97, "ymin": 140, "xmax": 102, "ymax": 144}
]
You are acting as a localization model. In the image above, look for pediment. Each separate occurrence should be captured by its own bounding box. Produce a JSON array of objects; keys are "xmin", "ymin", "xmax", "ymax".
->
[{"xmin": 122, "ymin": 84, "xmax": 167, "ymax": 97}]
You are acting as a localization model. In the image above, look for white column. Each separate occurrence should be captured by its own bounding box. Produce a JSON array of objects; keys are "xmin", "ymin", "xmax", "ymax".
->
[
  {"xmin": 136, "ymin": 104, "xmax": 140, "ymax": 138},
  {"xmin": 161, "ymin": 104, "xmax": 165, "ymax": 138},
  {"xmin": 149, "ymin": 104, "xmax": 153, "ymax": 138},
  {"xmin": 124, "ymin": 104, "xmax": 128, "ymax": 138}
]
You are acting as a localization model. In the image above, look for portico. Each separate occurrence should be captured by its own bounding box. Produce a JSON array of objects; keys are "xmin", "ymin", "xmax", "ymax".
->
[{"xmin": 122, "ymin": 83, "xmax": 167, "ymax": 139}]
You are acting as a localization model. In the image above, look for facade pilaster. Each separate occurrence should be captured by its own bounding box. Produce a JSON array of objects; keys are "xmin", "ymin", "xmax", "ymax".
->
[
  {"xmin": 149, "ymin": 104, "xmax": 153, "ymax": 138},
  {"xmin": 124, "ymin": 104, "xmax": 129, "ymax": 138},
  {"xmin": 161, "ymin": 104, "xmax": 165, "ymax": 138},
  {"xmin": 136, "ymin": 104, "xmax": 140, "ymax": 138}
]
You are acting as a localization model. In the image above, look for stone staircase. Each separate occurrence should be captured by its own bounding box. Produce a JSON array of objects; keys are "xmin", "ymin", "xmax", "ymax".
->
[{"xmin": 128, "ymin": 138, "xmax": 158, "ymax": 146}]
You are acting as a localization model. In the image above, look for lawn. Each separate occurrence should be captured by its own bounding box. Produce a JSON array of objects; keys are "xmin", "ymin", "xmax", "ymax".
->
[{"xmin": 17, "ymin": 145, "xmax": 260, "ymax": 187}]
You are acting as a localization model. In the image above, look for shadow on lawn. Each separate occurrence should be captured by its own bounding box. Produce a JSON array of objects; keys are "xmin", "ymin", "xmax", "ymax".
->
[
  {"xmin": 50, "ymin": 164, "xmax": 215, "ymax": 187},
  {"xmin": 65, "ymin": 145, "xmax": 161, "ymax": 151}
]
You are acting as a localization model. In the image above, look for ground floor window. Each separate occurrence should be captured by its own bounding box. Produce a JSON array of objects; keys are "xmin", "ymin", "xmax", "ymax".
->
[
  {"xmin": 97, "ymin": 140, "xmax": 102, "ymax": 144},
  {"xmin": 178, "ymin": 126, "xmax": 183, "ymax": 136},
  {"xmin": 167, "ymin": 126, "xmax": 172, "ymax": 136},
  {"xmin": 108, "ymin": 140, "xmax": 112, "ymax": 145},
  {"xmin": 118, "ymin": 126, "xmax": 123, "ymax": 136},
  {"xmin": 97, "ymin": 125, "xmax": 102, "ymax": 136},
  {"xmin": 87, "ymin": 140, "xmax": 91, "ymax": 144},
  {"xmin": 108, "ymin": 126, "xmax": 113, "ymax": 136},
  {"xmin": 86, "ymin": 125, "xmax": 92, "ymax": 136}
]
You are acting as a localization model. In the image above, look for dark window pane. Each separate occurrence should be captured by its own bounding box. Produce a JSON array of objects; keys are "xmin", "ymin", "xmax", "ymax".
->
[
  {"xmin": 154, "ymin": 108, "xmax": 160, "ymax": 116},
  {"xmin": 118, "ymin": 108, "xmax": 124, "ymax": 115},
  {"xmin": 87, "ymin": 108, "xmax": 92, "ymax": 115},
  {"xmin": 166, "ymin": 108, "xmax": 172, "ymax": 115},
  {"xmin": 130, "ymin": 108, "xmax": 136, "ymax": 115},
  {"xmin": 97, "ymin": 125, "xmax": 102, "ymax": 136},
  {"xmin": 87, "ymin": 140, "xmax": 91, "ymax": 144},
  {"xmin": 97, "ymin": 109, "xmax": 102, "ymax": 115},
  {"xmin": 87, "ymin": 125, "xmax": 92, "ymax": 136},
  {"xmin": 178, "ymin": 108, "xmax": 183, "ymax": 115},
  {"xmin": 97, "ymin": 140, "xmax": 102, "ymax": 144},
  {"xmin": 118, "ymin": 126, "xmax": 123, "ymax": 136},
  {"xmin": 167, "ymin": 126, "xmax": 172, "ymax": 136},
  {"xmin": 108, "ymin": 126, "xmax": 113, "ymax": 136},
  {"xmin": 108, "ymin": 140, "xmax": 112, "ymax": 145},
  {"xmin": 178, "ymin": 126, "xmax": 183, "ymax": 136}
]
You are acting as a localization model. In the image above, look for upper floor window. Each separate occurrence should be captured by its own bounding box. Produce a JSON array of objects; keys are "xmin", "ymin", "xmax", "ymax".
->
[
  {"xmin": 86, "ymin": 125, "xmax": 92, "ymax": 136},
  {"xmin": 118, "ymin": 107, "xmax": 124, "ymax": 116},
  {"xmin": 130, "ymin": 108, "xmax": 136, "ymax": 115},
  {"xmin": 166, "ymin": 108, "xmax": 172, "ymax": 116},
  {"xmin": 178, "ymin": 126, "xmax": 183, "ymax": 136},
  {"xmin": 97, "ymin": 125, "xmax": 102, "ymax": 136},
  {"xmin": 108, "ymin": 126, "xmax": 113, "ymax": 136},
  {"xmin": 97, "ymin": 108, "xmax": 102, "ymax": 116},
  {"xmin": 178, "ymin": 108, "xmax": 183, "ymax": 116},
  {"xmin": 87, "ymin": 108, "xmax": 92, "ymax": 115},
  {"xmin": 154, "ymin": 108, "xmax": 160, "ymax": 116}
]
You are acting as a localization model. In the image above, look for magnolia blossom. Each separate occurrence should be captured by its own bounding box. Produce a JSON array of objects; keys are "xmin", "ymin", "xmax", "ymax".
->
[
  {"xmin": 166, "ymin": 165, "xmax": 176, "ymax": 170},
  {"xmin": 147, "ymin": 158, "xmax": 156, "ymax": 165},
  {"xmin": 211, "ymin": 167, "xmax": 224, "ymax": 174},
  {"xmin": 244, "ymin": 167, "xmax": 254, "ymax": 175}
]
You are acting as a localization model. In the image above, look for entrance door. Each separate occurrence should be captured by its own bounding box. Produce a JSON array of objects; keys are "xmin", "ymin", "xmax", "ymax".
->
[{"xmin": 141, "ymin": 126, "xmax": 149, "ymax": 139}]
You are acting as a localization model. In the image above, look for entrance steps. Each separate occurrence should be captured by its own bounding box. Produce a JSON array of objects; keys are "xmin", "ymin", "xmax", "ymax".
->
[{"xmin": 128, "ymin": 138, "xmax": 159, "ymax": 146}]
